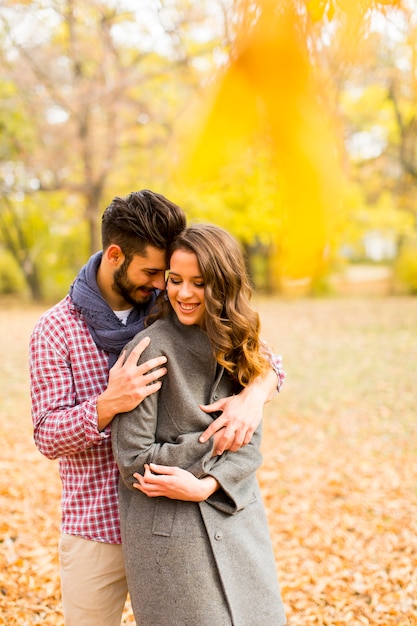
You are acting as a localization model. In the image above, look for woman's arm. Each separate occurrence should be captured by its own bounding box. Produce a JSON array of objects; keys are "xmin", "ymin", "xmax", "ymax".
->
[
  {"xmin": 133, "ymin": 464, "xmax": 220, "ymax": 502},
  {"xmin": 131, "ymin": 424, "xmax": 264, "ymax": 514}
]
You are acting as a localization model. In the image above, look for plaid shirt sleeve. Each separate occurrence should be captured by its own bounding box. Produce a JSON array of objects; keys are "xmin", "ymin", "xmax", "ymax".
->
[
  {"xmin": 30, "ymin": 304, "xmax": 110, "ymax": 460},
  {"xmin": 260, "ymin": 340, "xmax": 286, "ymax": 392}
]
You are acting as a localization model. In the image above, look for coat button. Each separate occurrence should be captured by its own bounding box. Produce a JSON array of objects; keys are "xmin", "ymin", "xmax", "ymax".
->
[
  {"xmin": 212, "ymin": 394, "xmax": 218, "ymax": 400},
  {"xmin": 214, "ymin": 531, "xmax": 223, "ymax": 541}
]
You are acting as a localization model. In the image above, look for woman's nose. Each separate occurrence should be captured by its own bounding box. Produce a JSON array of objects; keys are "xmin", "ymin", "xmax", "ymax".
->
[{"xmin": 178, "ymin": 281, "xmax": 192, "ymax": 298}]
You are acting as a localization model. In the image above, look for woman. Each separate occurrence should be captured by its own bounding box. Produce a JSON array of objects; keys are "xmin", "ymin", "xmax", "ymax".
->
[{"xmin": 112, "ymin": 224, "xmax": 286, "ymax": 626}]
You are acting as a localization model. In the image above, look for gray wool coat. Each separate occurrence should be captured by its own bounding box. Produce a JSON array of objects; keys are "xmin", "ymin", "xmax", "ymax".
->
[{"xmin": 112, "ymin": 311, "xmax": 286, "ymax": 626}]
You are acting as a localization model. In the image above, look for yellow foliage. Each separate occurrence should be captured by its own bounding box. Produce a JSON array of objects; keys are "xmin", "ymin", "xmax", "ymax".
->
[
  {"xmin": 175, "ymin": 0, "xmax": 407, "ymax": 285},
  {"xmin": 177, "ymin": 0, "xmax": 346, "ymax": 282}
]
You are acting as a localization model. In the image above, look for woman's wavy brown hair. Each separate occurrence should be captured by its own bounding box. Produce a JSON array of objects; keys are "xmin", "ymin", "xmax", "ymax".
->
[{"xmin": 150, "ymin": 223, "xmax": 269, "ymax": 387}]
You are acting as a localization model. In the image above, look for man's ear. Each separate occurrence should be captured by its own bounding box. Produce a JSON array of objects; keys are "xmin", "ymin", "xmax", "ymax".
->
[{"xmin": 105, "ymin": 244, "xmax": 124, "ymax": 267}]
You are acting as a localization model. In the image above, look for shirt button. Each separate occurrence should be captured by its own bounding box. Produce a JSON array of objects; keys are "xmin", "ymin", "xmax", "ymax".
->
[
  {"xmin": 214, "ymin": 531, "xmax": 223, "ymax": 541},
  {"xmin": 213, "ymin": 394, "xmax": 218, "ymax": 400}
]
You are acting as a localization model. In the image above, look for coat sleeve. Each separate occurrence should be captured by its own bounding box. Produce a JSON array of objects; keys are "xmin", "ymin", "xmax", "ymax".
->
[{"xmin": 194, "ymin": 425, "xmax": 264, "ymax": 515}]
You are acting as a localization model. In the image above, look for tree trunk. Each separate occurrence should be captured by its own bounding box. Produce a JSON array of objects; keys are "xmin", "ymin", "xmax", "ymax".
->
[{"xmin": 23, "ymin": 261, "xmax": 44, "ymax": 302}]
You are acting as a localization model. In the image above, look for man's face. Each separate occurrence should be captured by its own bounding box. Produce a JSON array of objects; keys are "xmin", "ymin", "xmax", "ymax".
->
[{"xmin": 112, "ymin": 245, "xmax": 167, "ymax": 307}]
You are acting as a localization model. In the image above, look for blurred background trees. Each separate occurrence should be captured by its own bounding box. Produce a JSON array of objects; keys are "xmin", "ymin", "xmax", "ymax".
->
[{"xmin": 0, "ymin": 0, "xmax": 416, "ymax": 301}]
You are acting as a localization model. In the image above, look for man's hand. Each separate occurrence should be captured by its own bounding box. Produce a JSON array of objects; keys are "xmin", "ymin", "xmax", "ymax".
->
[
  {"xmin": 199, "ymin": 368, "xmax": 278, "ymax": 455},
  {"xmin": 133, "ymin": 463, "xmax": 218, "ymax": 501},
  {"xmin": 96, "ymin": 337, "xmax": 167, "ymax": 430}
]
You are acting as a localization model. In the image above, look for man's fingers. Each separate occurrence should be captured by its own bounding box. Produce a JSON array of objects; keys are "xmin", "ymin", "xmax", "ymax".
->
[
  {"xmin": 133, "ymin": 380, "xmax": 160, "ymax": 402},
  {"xmin": 214, "ymin": 424, "xmax": 237, "ymax": 455},
  {"xmin": 138, "ymin": 355, "xmax": 167, "ymax": 375},
  {"xmin": 226, "ymin": 429, "xmax": 247, "ymax": 453},
  {"xmin": 199, "ymin": 415, "xmax": 226, "ymax": 443},
  {"xmin": 229, "ymin": 426, "xmax": 245, "ymax": 448},
  {"xmin": 112, "ymin": 346, "xmax": 167, "ymax": 379},
  {"xmin": 215, "ymin": 424, "xmax": 254, "ymax": 454},
  {"xmin": 124, "ymin": 336, "xmax": 151, "ymax": 363},
  {"xmin": 128, "ymin": 351, "xmax": 167, "ymax": 379},
  {"xmin": 138, "ymin": 355, "xmax": 167, "ymax": 374},
  {"xmin": 123, "ymin": 338, "xmax": 167, "ymax": 378},
  {"xmin": 200, "ymin": 399, "xmax": 226, "ymax": 414},
  {"xmin": 111, "ymin": 348, "xmax": 128, "ymax": 369},
  {"xmin": 140, "ymin": 363, "xmax": 167, "ymax": 386}
]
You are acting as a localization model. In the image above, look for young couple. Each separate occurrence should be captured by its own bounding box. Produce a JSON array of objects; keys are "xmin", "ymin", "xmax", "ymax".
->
[{"xmin": 30, "ymin": 190, "xmax": 287, "ymax": 625}]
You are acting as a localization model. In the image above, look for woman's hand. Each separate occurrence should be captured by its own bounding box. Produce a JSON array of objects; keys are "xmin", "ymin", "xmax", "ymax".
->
[{"xmin": 133, "ymin": 463, "xmax": 219, "ymax": 502}]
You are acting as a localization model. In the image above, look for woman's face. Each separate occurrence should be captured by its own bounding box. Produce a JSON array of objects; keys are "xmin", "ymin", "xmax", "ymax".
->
[{"xmin": 167, "ymin": 249, "xmax": 206, "ymax": 328}]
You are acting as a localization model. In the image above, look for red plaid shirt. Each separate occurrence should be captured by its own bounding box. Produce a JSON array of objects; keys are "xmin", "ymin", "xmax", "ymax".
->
[{"xmin": 30, "ymin": 295, "xmax": 285, "ymax": 545}]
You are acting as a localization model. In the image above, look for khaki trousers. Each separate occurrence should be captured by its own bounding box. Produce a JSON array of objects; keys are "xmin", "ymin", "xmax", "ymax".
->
[{"xmin": 59, "ymin": 533, "xmax": 128, "ymax": 626}]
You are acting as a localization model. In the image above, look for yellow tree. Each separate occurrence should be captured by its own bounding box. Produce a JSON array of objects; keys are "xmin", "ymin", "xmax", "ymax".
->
[{"xmin": 177, "ymin": 0, "xmax": 408, "ymax": 290}]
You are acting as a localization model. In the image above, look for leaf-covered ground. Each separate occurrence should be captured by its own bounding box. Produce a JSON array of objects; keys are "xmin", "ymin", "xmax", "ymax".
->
[{"xmin": 1, "ymin": 296, "xmax": 416, "ymax": 625}]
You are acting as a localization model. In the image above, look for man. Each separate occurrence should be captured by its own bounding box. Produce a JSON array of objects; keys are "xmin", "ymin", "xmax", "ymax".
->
[{"xmin": 30, "ymin": 189, "xmax": 283, "ymax": 626}]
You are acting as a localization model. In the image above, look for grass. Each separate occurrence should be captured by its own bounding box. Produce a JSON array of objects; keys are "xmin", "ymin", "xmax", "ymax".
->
[{"xmin": 1, "ymin": 296, "xmax": 417, "ymax": 625}]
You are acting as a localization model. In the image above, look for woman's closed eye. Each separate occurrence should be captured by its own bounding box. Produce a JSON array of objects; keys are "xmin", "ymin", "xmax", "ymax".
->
[{"xmin": 168, "ymin": 276, "xmax": 204, "ymax": 288}]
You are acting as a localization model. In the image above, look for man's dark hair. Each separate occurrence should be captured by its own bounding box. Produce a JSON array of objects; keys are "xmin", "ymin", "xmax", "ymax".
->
[{"xmin": 101, "ymin": 190, "xmax": 186, "ymax": 261}]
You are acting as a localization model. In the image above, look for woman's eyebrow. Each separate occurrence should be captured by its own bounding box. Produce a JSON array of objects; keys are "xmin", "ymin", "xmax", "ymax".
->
[{"xmin": 169, "ymin": 271, "xmax": 203, "ymax": 279}]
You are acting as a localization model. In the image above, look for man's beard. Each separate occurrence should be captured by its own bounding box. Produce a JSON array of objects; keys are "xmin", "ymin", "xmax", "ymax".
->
[{"xmin": 112, "ymin": 260, "xmax": 155, "ymax": 307}]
